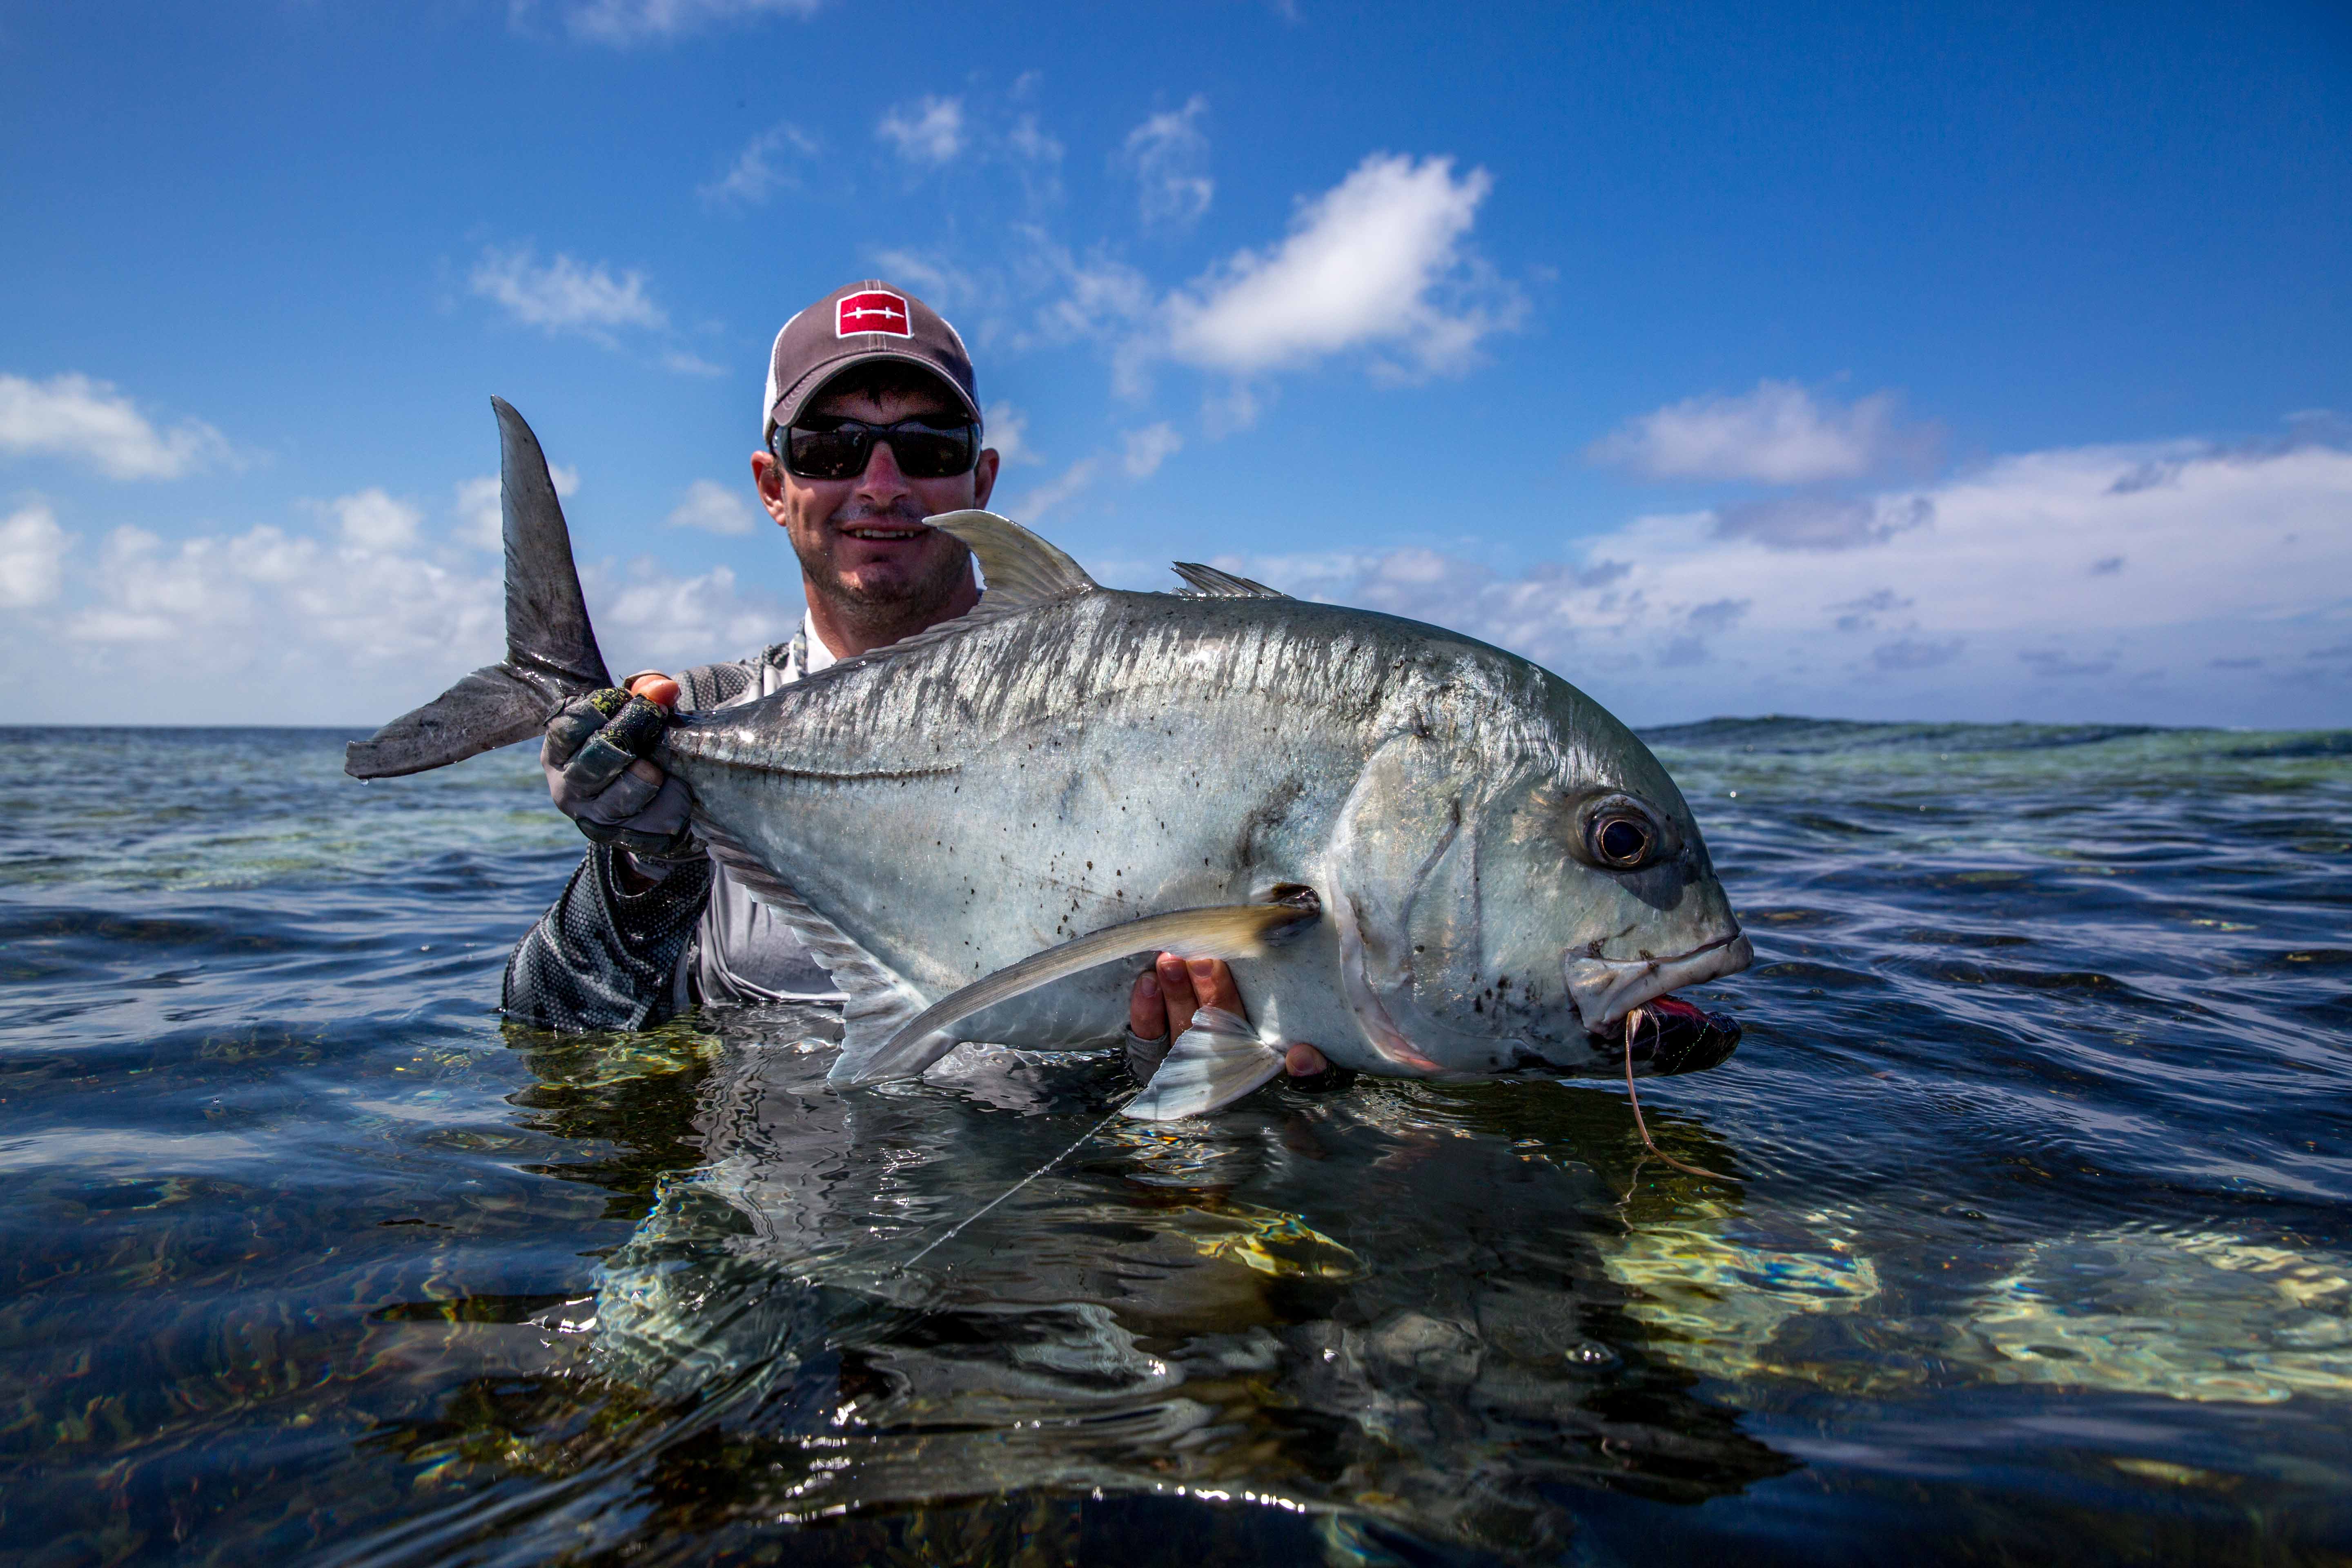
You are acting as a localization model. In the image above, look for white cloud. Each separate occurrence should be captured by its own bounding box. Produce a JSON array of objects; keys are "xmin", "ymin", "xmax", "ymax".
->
[
  {"xmin": 1589, "ymin": 380, "xmax": 1937, "ymax": 484},
  {"xmin": 9, "ymin": 502, "xmax": 797, "ymax": 724},
  {"xmin": 1120, "ymin": 96, "xmax": 1213, "ymax": 228},
  {"xmin": 321, "ymin": 488, "xmax": 423, "ymax": 552},
  {"xmin": 469, "ymin": 246, "xmax": 668, "ymax": 339},
  {"xmin": 1005, "ymin": 109, "xmax": 1065, "ymax": 210},
  {"xmin": 1194, "ymin": 434, "xmax": 2352, "ymax": 728},
  {"xmin": 984, "ymin": 402, "xmax": 1037, "ymax": 465},
  {"xmin": 454, "ymin": 464, "xmax": 577, "ymax": 551},
  {"xmin": 1122, "ymin": 422, "xmax": 1183, "ymax": 478},
  {"xmin": 870, "ymin": 248, "xmax": 980, "ymax": 312},
  {"xmin": 60, "ymin": 521, "xmax": 499, "ymax": 662},
  {"xmin": 700, "ymin": 122, "xmax": 815, "ymax": 206},
  {"xmin": 0, "ymin": 504, "xmax": 70, "ymax": 608},
  {"xmin": 878, "ymin": 96, "xmax": 966, "ymax": 165},
  {"xmin": 0, "ymin": 372, "xmax": 232, "ymax": 481},
  {"xmin": 1009, "ymin": 112, "xmax": 1062, "ymax": 167},
  {"xmin": 665, "ymin": 478, "xmax": 758, "ymax": 535},
  {"xmin": 1000, "ymin": 423, "xmax": 1182, "ymax": 521},
  {"xmin": 662, "ymin": 350, "xmax": 728, "ymax": 377},
  {"xmin": 1009, "ymin": 457, "xmax": 1100, "ymax": 523},
  {"xmin": 1163, "ymin": 153, "xmax": 1518, "ymax": 379},
  {"xmin": 590, "ymin": 560, "xmax": 793, "ymax": 668},
  {"xmin": 1018, "ymin": 229, "xmax": 1155, "ymax": 347},
  {"xmin": 550, "ymin": 0, "xmax": 821, "ymax": 45}
]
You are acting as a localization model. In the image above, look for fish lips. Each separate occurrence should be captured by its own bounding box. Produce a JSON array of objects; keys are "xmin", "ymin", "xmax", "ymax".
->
[{"xmin": 1562, "ymin": 930, "xmax": 1753, "ymax": 1036}]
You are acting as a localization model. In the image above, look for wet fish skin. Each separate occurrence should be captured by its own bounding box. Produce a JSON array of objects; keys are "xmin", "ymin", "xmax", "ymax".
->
[{"xmin": 660, "ymin": 546, "xmax": 1749, "ymax": 1080}]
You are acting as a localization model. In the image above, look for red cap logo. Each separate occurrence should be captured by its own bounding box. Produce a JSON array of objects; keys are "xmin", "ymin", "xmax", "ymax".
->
[{"xmin": 835, "ymin": 290, "xmax": 912, "ymax": 338}]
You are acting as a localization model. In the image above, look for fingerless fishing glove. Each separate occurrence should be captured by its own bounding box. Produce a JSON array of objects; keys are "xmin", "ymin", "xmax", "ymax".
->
[{"xmin": 543, "ymin": 688, "xmax": 699, "ymax": 860}]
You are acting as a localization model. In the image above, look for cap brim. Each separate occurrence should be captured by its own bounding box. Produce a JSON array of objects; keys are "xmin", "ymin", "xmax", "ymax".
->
[{"xmin": 766, "ymin": 347, "xmax": 983, "ymax": 443}]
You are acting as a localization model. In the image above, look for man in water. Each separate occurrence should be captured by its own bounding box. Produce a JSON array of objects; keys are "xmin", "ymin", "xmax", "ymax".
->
[{"xmin": 508, "ymin": 280, "xmax": 1335, "ymax": 1086}]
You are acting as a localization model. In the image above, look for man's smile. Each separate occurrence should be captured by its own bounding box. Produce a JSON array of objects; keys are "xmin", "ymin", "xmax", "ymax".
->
[{"xmin": 839, "ymin": 521, "xmax": 932, "ymax": 541}]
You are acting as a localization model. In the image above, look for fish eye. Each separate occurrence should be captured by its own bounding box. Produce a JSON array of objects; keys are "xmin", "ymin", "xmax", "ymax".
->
[
  {"xmin": 1564, "ymin": 791, "xmax": 1676, "ymax": 871},
  {"xmin": 1589, "ymin": 813, "xmax": 1655, "ymax": 869}
]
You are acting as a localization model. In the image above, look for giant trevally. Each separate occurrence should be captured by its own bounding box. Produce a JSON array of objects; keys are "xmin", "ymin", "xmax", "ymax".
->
[{"xmin": 347, "ymin": 401, "xmax": 1753, "ymax": 1118}]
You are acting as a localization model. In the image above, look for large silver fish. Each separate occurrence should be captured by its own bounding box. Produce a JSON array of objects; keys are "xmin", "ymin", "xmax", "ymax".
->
[{"xmin": 348, "ymin": 401, "xmax": 1754, "ymax": 1118}]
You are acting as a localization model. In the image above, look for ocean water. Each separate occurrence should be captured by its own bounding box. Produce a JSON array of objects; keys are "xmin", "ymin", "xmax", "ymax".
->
[{"xmin": 1, "ymin": 720, "xmax": 2348, "ymax": 1566}]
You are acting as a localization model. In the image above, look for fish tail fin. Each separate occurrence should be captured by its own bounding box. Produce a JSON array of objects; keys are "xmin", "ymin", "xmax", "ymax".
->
[{"xmin": 343, "ymin": 398, "xmax": 612, "ymax": 780}]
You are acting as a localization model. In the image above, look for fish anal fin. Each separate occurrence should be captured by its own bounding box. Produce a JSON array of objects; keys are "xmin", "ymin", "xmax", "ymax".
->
[
  {"xmin": 829, "ymin": 899, "xmax": 1320, "ymax": 1086},
  {"xmin": 1124, "ymin": 1006, "xmax": 1284, "ymax": 1120},
  {"xmin": 1172, "ymin": 561, "xmax": 1288, "ymax": 599}
]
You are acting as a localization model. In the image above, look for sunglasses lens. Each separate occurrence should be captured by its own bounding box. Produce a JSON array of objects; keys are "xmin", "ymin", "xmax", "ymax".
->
[
  {"xmin": 786, "ymin": 425, "xmax": 869, "ymax": 480},
  {"xmin": 783, "ymin": 420, "xmax": 979, "ymax": 481},
  {"xmin": 890, "ymin": 425, "xmax": 977, "ymax": 479}
]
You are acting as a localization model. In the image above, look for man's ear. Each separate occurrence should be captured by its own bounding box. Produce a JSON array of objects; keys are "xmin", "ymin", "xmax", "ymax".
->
[
  {"xmin": 751, "ymin": 452, "xmax": 791, "ymax": 526},
  {"xmin": 972, "ymin": 448, "xmax": 1000, "ymax": 510}
]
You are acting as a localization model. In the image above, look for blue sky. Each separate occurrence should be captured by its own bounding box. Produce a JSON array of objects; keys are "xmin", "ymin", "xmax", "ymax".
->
[{"xmin": 3, "ymin": 0, "xmax": 2348, "ymax": 727}]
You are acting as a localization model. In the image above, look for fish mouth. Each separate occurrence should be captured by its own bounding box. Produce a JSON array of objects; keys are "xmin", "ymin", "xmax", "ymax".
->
[{"xmin": 1562, "ymin": 930, "xmax": 1753, "ymax": 1035}]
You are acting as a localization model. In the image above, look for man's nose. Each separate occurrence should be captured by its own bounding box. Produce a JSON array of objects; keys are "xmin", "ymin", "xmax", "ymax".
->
[{"xmin": 855, "ymin": 434, "xmax": 911, "ymax": 502}]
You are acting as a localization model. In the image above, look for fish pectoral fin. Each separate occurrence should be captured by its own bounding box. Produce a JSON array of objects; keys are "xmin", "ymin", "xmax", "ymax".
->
[
  {"xmin": 1123, "ymin": 1006, "xmax": 1285, "ymax": 1120},
  {"xmin": 1171, "ymin": 561, "xmax": 1289, "ymax": 599},
  {"xmin": 829, "ymin": 900, "xmax": 1320, "ymax": 1087}
]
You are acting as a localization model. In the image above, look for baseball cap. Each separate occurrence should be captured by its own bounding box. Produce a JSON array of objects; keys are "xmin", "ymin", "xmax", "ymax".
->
[{"xmin": 762, "ymin": 280, "xmax": 980, "ymax": 447}]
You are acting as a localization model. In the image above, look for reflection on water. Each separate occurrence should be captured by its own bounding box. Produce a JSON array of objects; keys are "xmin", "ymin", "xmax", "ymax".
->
[{"xmin": 1, "ymin": 722, "xmax": 2349, "ymax": 1564}]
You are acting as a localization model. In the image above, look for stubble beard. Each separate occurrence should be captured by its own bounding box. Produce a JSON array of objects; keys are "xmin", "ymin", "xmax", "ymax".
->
[{"xmin": 796, "ymin": 498, "xmax": 971, "ymax": 642}]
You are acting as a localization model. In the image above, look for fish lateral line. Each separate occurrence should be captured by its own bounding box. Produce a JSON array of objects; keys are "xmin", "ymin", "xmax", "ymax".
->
[{"xmin": 679, "ymin": 756, "xmax": 964, "ymax": 785}]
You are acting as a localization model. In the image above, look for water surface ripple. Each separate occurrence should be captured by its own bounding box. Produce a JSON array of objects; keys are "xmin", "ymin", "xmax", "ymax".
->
[{"xmin": 1, "ymin": 722, "xmax": 2347, "ymax": 1565}]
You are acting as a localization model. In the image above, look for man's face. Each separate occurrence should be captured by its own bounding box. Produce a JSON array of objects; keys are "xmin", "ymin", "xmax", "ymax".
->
[{"xmin": 753, "ymin": 381, "xmax": 999, "ymax": 635}]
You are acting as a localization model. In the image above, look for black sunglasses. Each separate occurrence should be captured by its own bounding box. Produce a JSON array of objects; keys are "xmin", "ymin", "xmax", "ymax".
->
[{"xmin": 773, "ymin": 416, "xmax": 980, "ymax": 481}]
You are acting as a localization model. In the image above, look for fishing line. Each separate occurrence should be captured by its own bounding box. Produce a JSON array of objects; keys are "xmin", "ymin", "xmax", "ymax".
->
[
  {"xmin": 895, "ymin": 1098, "xmax": 1131, "ymax": 1275},
  {"xmin": 1619, "ymin": 1004, "xmax": 1732, "ymax": 1186}
]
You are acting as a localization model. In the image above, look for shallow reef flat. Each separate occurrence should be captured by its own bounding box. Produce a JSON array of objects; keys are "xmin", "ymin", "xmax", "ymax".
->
[{"xmin": 0, "ymin": 720, "xmax": 2347, "ymax": 1565}]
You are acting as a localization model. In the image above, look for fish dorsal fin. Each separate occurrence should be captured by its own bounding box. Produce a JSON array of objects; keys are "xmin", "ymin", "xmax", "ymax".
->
[
  {"xmin": 927, "ymin": 510, "xmax": 1099, "ymax": 610},
  {"xmin": 803, "ymin": 511, "xmax": 1100, "ymax": 683},
  {"xmin": 1172, "ymin": 561, "xmax": 1289, "ymax": 599}
]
